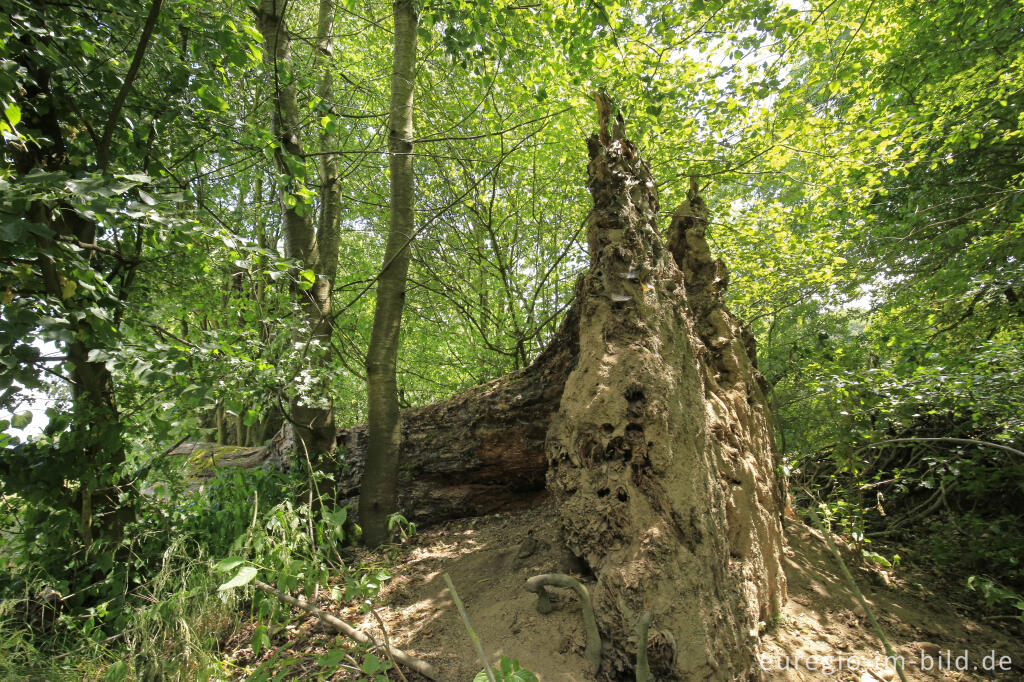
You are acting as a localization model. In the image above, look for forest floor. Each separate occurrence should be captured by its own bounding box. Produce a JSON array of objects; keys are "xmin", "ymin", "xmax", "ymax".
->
[{"xmin": 224, "ymin": 498, "xmax": 1024, "ymax": 681}]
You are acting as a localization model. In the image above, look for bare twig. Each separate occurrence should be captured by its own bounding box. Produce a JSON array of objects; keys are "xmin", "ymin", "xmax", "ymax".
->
[
  {"xmin": 442, "ymin": 573, "xmax": 495, "ymax": 682},
  {"xmin": 854, "ymin": 437, "xmax": 1024, "ymax": 461},
  {"xmin": 252, "ymin": 579, "xmax": 439, "ymax": 680},
  {"xmin": 97, "ymin": 0, "xmax": 164, "ymax": 169},
  {"xmin": 413, "ymin": 106, "xmax": 571, "ymax": 144},
  {"xmin": 370, "ymin": 607, "xmax": 410, "ymax": 682}
]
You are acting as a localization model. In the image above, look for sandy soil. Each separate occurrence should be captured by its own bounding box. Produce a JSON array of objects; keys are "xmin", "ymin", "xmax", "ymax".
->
[{"xmin": 224, "ymin": 499, "xmax": 1024, "ymax": 681}]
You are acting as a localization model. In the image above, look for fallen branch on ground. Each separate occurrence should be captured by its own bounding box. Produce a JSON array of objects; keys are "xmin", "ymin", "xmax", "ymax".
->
[
  {"xmin": 252, "ymin": 579, "xmax": 439, "ymax": 680},
  {"xmin": 801, "ymin": 505, "xmax": 909, "ymax": 682},
  {"xmin": 442, "ymin": 573, "xmax": 496, "ymax": 682},
  {"xmin": 369, "ymin": 605, "xmax": 410, "ymax": 682}
]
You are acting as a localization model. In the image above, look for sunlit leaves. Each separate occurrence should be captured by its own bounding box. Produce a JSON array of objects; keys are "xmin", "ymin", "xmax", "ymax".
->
[{"xmin": 217, "ymin": 564, "xmax": 258, "ymax": 591}]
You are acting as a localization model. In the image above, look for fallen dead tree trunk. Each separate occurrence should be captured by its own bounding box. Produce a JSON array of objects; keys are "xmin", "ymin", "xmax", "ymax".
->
[
  {"xmin": 261, "ymin": 303, "xmax": 579, "ymax": 523},
  {"xmin": 173, "ymin": 313, "xmax": 576, "ymax": 520}
]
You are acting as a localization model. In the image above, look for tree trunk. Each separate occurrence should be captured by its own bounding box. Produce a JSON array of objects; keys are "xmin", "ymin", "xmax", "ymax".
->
[
  {"xmin": 359, "ymin": 0, "xmax": 418, "ymax": 547},
  {"xmin": 14, "ymin": 55, "xmax": 133, "ymax": 549},
  {"xmin": 255, "ymin": 0, "xmax": 337, "ymax": 461},
  {"xmin": 211, "ymin": 303, "xmax": 573, "ymax": 514},
  {"xmin": 542, "ymin": 110, "xmax": 786, "ymax": 678},
  {"xmin": 315, "ymin": 0, "xmax": 341, "ymax": 288},
  {"xmin": 283, "ymin": 302, "xmax": 579, "ymax": 521}
]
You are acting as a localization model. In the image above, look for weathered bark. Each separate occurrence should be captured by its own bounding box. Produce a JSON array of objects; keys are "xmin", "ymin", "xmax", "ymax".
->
[
  {"xmin": 335, "ymin": 303, "xmax": 577, "ymax": 521},
  {"xmin": 205, "ymin": 304, "xmax": 575, "ymax": 516},
  {"xmin": 255, "ymin": 0, "xmax": 337, "ymax": 461},
  {"xmin": 543, "ymin": 118, "xmax": 786, "ymax": 678},
  {"xmin": 359, "ymin": 0, "xmax": 419, "ymax": 547},
  {"xmin": 315, "ymin": 0, "xmax": 341, "ymax": 287}
]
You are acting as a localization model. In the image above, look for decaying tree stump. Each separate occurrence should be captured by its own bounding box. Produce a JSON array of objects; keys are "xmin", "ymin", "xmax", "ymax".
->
[
  {"xmin": 251, "ymin": 112, "xmax": 786, "ymax": 680},
  {"xmin": 543, "ymin": 124, "xmax": 786, "ymax": 679}
]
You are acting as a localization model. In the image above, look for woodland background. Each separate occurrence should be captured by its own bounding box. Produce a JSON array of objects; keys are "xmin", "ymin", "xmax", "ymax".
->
[{"xmin": 1, "ymin": 0, "xmax": 1022, "ymax": 678}]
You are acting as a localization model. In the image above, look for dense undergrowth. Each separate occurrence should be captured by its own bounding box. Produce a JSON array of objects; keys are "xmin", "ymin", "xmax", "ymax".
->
[
  {"xmin": 0, "ymin": 462, "xmax": 399, "ymax": 681},
  {"xmin": 2, "ymin": 390, "xmax": 1023, "ymax": 681},
  {"xmin": 778, "ymin": 329, "xmax": 1024, "ymax": 626}
]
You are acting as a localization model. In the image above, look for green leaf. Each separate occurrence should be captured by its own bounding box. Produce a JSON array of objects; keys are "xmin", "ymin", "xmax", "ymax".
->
[
  {"xmin": 251, "ymin": 624, "xmax": 271, "ymax": 657},
  {"xmin": 317, "ymin": 649, "xmax": 346, "ymax": 667},
  {"xmin": 214, "ymin": 557, "xmax": 246, "ymax": 572},
  {"xmin": 327, "ymin": 506, "xmax": 348, "ymax": 526},
  {"xmin": 86, "ymin": 349, "xmax": 112, "ymax": 362},
  {"xmin": 10, "ymin": 412, "xmax": 32, "ymax": 429},
  {"xmin": 4, "ymin": 103, "xmax": 20, "ymax": 127},
  {"xmin": 862, "ymin": 551, "xmax": 892, "ymax": 568},
  {"xmin": 361, "ymin": 652, "xmax": 381, "ymax": 674},
  {"xmin": 104, "ymin": 661, "xmax": 130, "ymax": 681},
  {"xmin": 218, "ymin": 565, "xmax": 258, "ymax": 591}
]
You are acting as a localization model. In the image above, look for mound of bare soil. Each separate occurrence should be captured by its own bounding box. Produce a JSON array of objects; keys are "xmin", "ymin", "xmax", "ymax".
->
[{"xmin": 225, "ymin": 500, "xmax": 1024, "ymax": 681}]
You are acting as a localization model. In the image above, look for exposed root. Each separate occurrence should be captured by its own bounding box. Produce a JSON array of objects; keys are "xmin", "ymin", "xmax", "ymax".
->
[
  {"xmin": 525, "ymin": 573, "xmax": 601, "ymax": 675},
  {"xmin": 634, "ymin": 609, "xmax": 652, "ymax": 682}
]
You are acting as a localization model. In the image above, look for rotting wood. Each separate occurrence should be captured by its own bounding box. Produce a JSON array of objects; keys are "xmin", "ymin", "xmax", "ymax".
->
[
  {"xmin": 543, "ymin": 101, "xmax": 786, "ymax": 678},
  {"xmin": 260, "ymin": 301, "xmax": 580, "ymax": 525}
]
